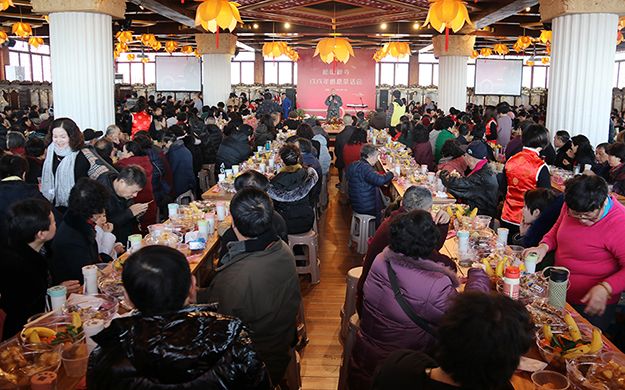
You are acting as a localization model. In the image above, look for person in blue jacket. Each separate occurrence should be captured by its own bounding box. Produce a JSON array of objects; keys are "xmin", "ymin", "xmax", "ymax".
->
[
  {"xmin": 162, "ymin": 129, "xmax": 196, "ymax": 197},
  {"xmin": 281, "ymin": 92, "xmax": 292, "ymax": 119},
  {"xmin": 346, "ymin": 144, "xmax": 394, "ymax": 223}
]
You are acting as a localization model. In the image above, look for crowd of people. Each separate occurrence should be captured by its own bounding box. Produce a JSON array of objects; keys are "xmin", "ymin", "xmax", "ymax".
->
[{"xmin": 0, "ymin": 88, "xmax": 624, "ymax": 389}]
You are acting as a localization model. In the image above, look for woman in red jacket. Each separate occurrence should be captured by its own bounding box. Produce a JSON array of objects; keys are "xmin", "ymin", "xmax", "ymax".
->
[
  {"xmin": 117, "ymin": 141, "xmax": 156, "ymax": 233},
  {"xmin": 342, "ymin": 128, "xmax": 367, "ymax": 169}
]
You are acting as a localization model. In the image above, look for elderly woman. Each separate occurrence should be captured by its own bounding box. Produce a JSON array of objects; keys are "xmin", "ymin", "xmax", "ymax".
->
[
  {"xmin": 268, "ymin": 143, "xmax": 318, "ymax": 234},
  {"xmin": 437, "ymin": 138, "xmax": 467, "ymax": 175},
  {"xmin": 524, "ymin": 175, "xmax": 625, "ymax": 331},
  {"xmin": 347, "ymin": 211, "xmax": 490, "ymax": 390},
  {"xmin": 606, "ymin": 142, "xmax": 625, "ymax": 196}
]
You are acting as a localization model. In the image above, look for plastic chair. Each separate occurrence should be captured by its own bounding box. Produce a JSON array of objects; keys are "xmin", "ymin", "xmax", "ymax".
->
[
  {"xmin": 340, "ymin": 266, "xmax": 362, "ymax": 338},
  {"xmin": 175, "ymin": 189, "xmax": 195, "ymax": 205},
  {"xmin": 348, "ymin": 212, "xmax": 376, "ymax": 254},
  {"xmin": 288, "ymin": 230, "xmax": 320, "ymax": 285}
]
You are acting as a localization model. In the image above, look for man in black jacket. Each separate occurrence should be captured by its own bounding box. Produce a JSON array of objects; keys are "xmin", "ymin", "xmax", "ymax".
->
[
  {"xmin": 439, "ymin": 141, "xmax": 499, "ymax": 219},
  {"xmin": 97, "ymin": 166, "xmax": 148, "ymax": 244},
  {"xmin": 334, "ymin": 114, "xmax": 355, "ymax": 184},
  {"xmin": 214, "ymin": 126, "xmax": 254, "ymax": 182}
]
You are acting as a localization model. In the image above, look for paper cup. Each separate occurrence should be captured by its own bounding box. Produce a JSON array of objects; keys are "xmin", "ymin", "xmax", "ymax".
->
[
  {"xmin": 216, "ymin": 202, "xmax": 226, "ymax": 221},
  {"xmin": 524, "ymin": 252, "xmax": 539, "ymax": 274}
]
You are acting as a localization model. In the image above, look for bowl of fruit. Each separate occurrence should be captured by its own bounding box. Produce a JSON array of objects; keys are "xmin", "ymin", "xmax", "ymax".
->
[
  {"xmin": 19, "ymin": 312, "xmax": 85, "ymax": 352},
  {"xmin": 536, "ymin": 314, "xmax": 602, "ymax": 370},
  {"xmin": 0, "ymin": 338, "xmax": 61, "ymax": 389}
]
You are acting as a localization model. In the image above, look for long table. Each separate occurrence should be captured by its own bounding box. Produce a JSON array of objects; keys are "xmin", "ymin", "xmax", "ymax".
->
[{"xmin": 202, "ymin": 184, "xmax": 235, "ymax": 202}]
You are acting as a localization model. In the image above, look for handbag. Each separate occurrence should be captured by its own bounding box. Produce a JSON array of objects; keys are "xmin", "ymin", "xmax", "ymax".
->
[{"xmin": 387, "ymin": 261, "xmax": 437, "ymax": 338}]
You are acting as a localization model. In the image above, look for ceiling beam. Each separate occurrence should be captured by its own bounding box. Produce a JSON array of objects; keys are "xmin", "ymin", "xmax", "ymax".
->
[
  {"xmin": 473, "ymin": 0, "xmax": 540, "ymax": 30},
  {"xmin": 127, "ymin": 0, "xmax": 196, "ymax": 27}
]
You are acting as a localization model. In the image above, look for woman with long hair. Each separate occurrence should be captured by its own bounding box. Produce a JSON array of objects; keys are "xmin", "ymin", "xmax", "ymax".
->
[
  {"xmin": 343, "ymin": 128, "xmax": 368, "ymax": 169},
  {"xmin": 569, "ymin": 134, "xmax": 595, "ymax": 171},
  {"xmin": 482, "ymin": 105, "xmax": 498, "ymax": 146},
  {"xmin": 254, "ymin": 114, "xmax": 277, "ymax": 149}
]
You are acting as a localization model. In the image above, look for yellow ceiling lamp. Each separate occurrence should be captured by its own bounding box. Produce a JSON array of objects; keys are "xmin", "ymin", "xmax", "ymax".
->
[
  {"xmin": 12, "ymin": 22, "xmax": 32, "ymax": 39},
  {"xmin": 0, "ymin": 31, "xmax": 7, "ymax": 44},
  {"xmin": 546, "ymin": 45, "xmax": 551, "ymax": 55},
  {"xmin": 151, "ymin": 40, "xmax": 162, "ymax": 51},
  {"xmin": 263, "ymin": 41, "xmax": 287, "ymax": 59},
  {"xmin": 541, "ymin": 57, "xmax": 549, "ymax": 64},
  {"xmin": 181, "ymin": 45, "xmax": 194, "ymax": 54},
  {"xmin": 127, "ymin": 53, "xmax": 135, "ymax": 61},
  {"xmin": 480, "ymin": 48, "xmax": 491, "ymax": 57},
  {"xmin": 0, "ymin": 0, "xmax": 13, "ymax": 11},
  {"xmin": 116, "ymin": 31, "xmax": 133, "ymax": 44},
  {"xmin": 469, "ymin": 50, "xmax": 478, "ymax": 59},
  {"xmin": 493, "ymin": 43, "xmax": 509, "ymax": 55},
  {"xmin": 165, "ymin": 41, "xmax": 178, "ymax": 54},
  {"xmin": 424, "ymin": 0, "xmax": 473, "ymax": 51},
  {"xmin": 526, "ymin": 60, "xmax": 534, "ymax": 66},
  {"xmin": 113, "ymin": 50, "xmax": 119, "ymax": 60},
  {"xmin": 516, "ymin": 36, "xmax": 531, "ymax": 51},
  {"xmin": 140, "ymin": 34, "xmax": 156, "ymax": 46},
  {"xmin": 116, "ymin": 43, "xmax": 128, "ymax": 53},
  {"xmin": 28, "ymin": 37, "xmax": 43, "ymax": 48},
  {"xmin": 373, "ymin": 42, "xmax": 411, "ymax": 62},
  {"xmin": 284, "ymin": 45, "xmax": 299, "ymax": 61},
  {"xmin": 194, "ymin": 49, "xmax": 202, "ymax": 57},
  {"xmin": 194, "ymin": 0, "xmax": 243, "ymax": 49},
  {"xmin": 314, "ymin": 37, "xmax": 355, "ymax": 66},
  {"xmin": 539, "ymin": 30, "xmax": 551, "ymax": 45},
  {"xmin": 141, "ymin": 58, "xmax": 149, "ymax": 63}
]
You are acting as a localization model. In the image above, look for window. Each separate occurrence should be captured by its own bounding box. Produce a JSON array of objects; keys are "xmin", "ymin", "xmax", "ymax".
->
[
  {"xmin": 263, "ymin": 55, "xmax": 296, "ymax": 84},
  {"xmin": 115, "ymin": 53, "xmax": 161, "ymax": 85},
  {"xmin": 417, "ymin": 53, "xmax": 438, "ymax": 86},
  {"xmin": 533, "ymin": 66, "xmax": 547, "ymax": 89},
  {"xmin": 522, "ymin": 66, "xmax": 532, "ymax": 88},
  {"xmin": 419, "ymin": 64, "xmax": 433, "ymax": 86},
  {"xmin": 467, "ymin": 64, "xmax": 475, "ymax": 88},
  {"xmin": 264, "ymin": 62, "xmax": 278, "ymax": 84},
  {"xmin": 374, "ymin": 54, "xmax": 410, "ymax": 86},
  {"xmin": 231, "ymin": 61, "xmax": 241, "ymax": 84},
  {"xmin": 231, "ymin": 50, "xmax": 255, "ymax": 85},
  {"xmin": 241, "ymin": 62, "xmax": 254, "ymax": 84},
  {"xmin": 8, "ymin": 43, "xmax": 51, "ymax": 82}
]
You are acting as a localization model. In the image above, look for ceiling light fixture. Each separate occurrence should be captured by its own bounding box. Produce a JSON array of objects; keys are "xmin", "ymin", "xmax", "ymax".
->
[
  {"xmin": 413, "ymin": 22, "xmax": 419, "ymax": 29},
  {"xmin": 253, "ymin": 23, "xmax": 258, "ymax": 29},
  {"xmin": 284, "ymin": 23, "xmax": 290, "ymax": 28},
  {"xmin": 381, "ymin": 23, "xmax": 387, "ymax": 29},
  {"xmin": 525, "ymin": 7, "xmax": 531, "ymax": 12}
]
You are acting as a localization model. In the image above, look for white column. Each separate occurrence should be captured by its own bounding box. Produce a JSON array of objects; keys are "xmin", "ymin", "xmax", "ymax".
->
[
  {"xmin": 546, "ymin": 13, "xmax": 618, "ymax": 146},
  {"xmin": 202, "ymin": 54, "xmax": 231, "ymax": 106},
  {"xmin": 438, "ymin": 56, "xmax": 468, "ymax": 114},
  {"xmin": 49, "ymin": 12, "xmax": 115, "ymax": 132}
]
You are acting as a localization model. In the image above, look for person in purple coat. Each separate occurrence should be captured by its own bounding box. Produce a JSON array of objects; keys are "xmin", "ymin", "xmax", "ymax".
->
[{"xmin": 347, "ymin": 210, "xmax": 490, "ymax": 390}]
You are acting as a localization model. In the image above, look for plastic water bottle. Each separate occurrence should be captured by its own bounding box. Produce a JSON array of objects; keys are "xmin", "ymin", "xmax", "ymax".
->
[{"xmin": 503, "ymin": 266, "xmax": 520, "ymax": 300}]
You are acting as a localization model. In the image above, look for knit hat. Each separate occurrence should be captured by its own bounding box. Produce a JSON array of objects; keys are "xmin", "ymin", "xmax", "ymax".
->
[{"xmin": 466, "ymin": 141, "xmax": 487, "ymax": 160}]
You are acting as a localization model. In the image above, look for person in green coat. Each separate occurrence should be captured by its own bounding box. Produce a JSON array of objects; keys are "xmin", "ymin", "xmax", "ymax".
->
[{"xmin": 434, "ymin": 116, "xmax": 456, "ymax": 163}]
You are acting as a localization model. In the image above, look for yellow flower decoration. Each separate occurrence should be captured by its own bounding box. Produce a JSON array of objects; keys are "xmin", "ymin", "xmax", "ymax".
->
[
  {"xmin": 493, "ymin": 43, "xmax": 509, "ymax": 55},
  {"xmin": 480, "ymin": 48, "xmax": 492, "ymax": 57},
  {"xmin": 28, "ymin": 37, "xmax": 44, "ymax": 48},
  {"xmin": 116, "ymin": 31, "xmax": 133, "ymax": 44},
  {"xmin": 424, "ymin": 0, "xmax": 473, "ymax": 33},
  {"xmin": 12, "ymin": 22, "xmax": 32, "ymax": 38},
  {"xmin": 194, "ymin": 0, "xmax": 242, "ymax": 33},
  {"xmin": 165, "ymin": 41, "xmax": 178, "ymax": 54},
  {"xmin": 0, "ymin": 0, "xmax": 14, "ymax": 12},
  {"xmin": 314, "ymin": 37, "xmax": 355, "ymax": 64}
]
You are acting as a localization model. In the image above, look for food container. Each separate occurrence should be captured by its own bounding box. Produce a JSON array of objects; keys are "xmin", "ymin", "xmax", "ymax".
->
[
  {"xmin": 536, "ymin": 323, "xmax": 601, "ymax": 370},
  {"xmin": 19, "ymin": 313, "xmax": 85, "ymax": 352},
  {"xmin": 531, "ymin": 370, "xmax": 570, "ymax": 389},
  {"xmin": 0, "ymin": 338, "xmax": 61, "ymax": 389},
  {"xmin": 145, "ymin": 230, "xmax": 183, "ymax": 246},
  {"xmin": 566, "ymin": 352, "xmax": 625, "ymax": 390},
  {"xmin": 62, "ymin": 294, "xmax": 118, "ymax": 325}
]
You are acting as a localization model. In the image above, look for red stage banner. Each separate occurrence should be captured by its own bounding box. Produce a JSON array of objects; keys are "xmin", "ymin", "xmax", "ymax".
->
[{"xmin": 296, "ymin": 48, "xmax": 376, "ymax": 119}]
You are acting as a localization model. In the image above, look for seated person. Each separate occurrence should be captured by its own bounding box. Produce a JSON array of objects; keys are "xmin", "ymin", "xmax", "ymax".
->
[
  {"xmin": 87, "ymin": 245, "xmax": 271, "ymax": 390},
  {"xmin": 412, "ymin": 124, "xmax": 434, "ymax": 172},
  {"xmin": 23, "ymin": 137, "xmax": 45, "ymax": 185},
  {"xmin": 0, "ymin": 200, "xmax": 77, "ymax": 340},
  {"xmin": 553, "ymin": 130, "xmax": 573, "ymax": 170},
  {"xmin": 606, "ymin": 142, "xmax": 625, "ymax": 196},
  {"xmin": 357, "ymin": 185, "xmax": 456, "ymax": 315},
  {"xmin": 294, "ymin": 137, "xmax": 322, "ymax": 205},
  {"xmin": 93, "ymin": 212, "xmax": 124, "ymax": 259},
  {"xmin": 470, "ymin": 124, "xmax": 495, "ymax": 161},
  {"xmin": 97, "ymin": 165, "xmax": 148, "ymax": 244},
  {"xmin": 439, "ymin": 141, "xmax": 499, "ymax": 219},
  {"xmin": 591, "ymin": 142, "xmax": 611, "ymax": 181},
  {"xmin": 268, "ymin": 143, "xmax": 318, "ymax": 234},
  {"xmin": 52, "ymin": 178, "xmax": 111, "ymax": 284},
  {"xmin": 162, "ymin": 129, "xmax": 197, "ymax": 198},
  {"xmin": 218, "ymin": 170, "xmax": 289, "ymax": 260},
  {"xmin": 371, "ymin": 292, "xmax": 534, "ymax": 390},
  {"xmin": 346, "ymin": 144, "xmax": 394, "ymax": 222},
  {"xmin": 456, "ymin": 123, "xmax": 470, "ymax": 145},
  {"xmin": 347, "ymin": 211, "xmax": 490, "ymax": 390},
  {"xmin": 197, "ymin": 187, "xmax": 302, "ymax": 384},
  {"xmin": 282, "ymin": 110, "xmax": 301, "ymax": 130},
  {"xmin": 0, "ymin": 154, "xmax": 55, "ymax": 239},
  {"xmin": 214, "ymin": 126, "xmax": 254, "ymax": 182},
  {"xmin": 437, "ymin": 139, "xmax": 467, "ymax": 175}
]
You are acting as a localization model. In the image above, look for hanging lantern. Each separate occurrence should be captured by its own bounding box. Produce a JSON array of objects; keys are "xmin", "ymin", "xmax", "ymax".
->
[
  {"xmin": 373, "ymin": 43, "xmax": 390, "ymax": 62},
  {"xmin": 541, "ymin": 57, "xmax": 549, "ymax": 64},
  {"xmin": 194, "ymin": 0, "xmax": 242, "ymax": 33},
  {"xmin": 140, "ymin": 34, "xmax": 156, "ymax": 46},
  {"xmin": 165, "ymin": 41, "xmax": 178, "ymax": 54},
  {"xmin": 116, "ymin": 42, "xmax": 128, "ymax": 53},
  {"xmin": 28, "ymin": 37, "xmax": 43, "ymax": 48},
  {"xmin": 12, "ymin": 22, "xmax": 32, "ymax": 38},
  {"xmin": 151, "ymin": 40, "xmax": 162, "ymax": 51},
  {"xmin": 388, "ymin": 42, "xmax": 411, "ymax": 59},
  {"xmin": 113, "ymin": 50, "xmax": 119, "ymax": 60},
  {"xmin": 618, "ymin": 16, "xmax": 625, "ymax": 31},
  {"xmin": 546, "ymin": 45, "xmax": 551, "ymax": 55},
  {"xmin": 513, "ymin": 42, "xmax": 522, "ymax": 53},
  {"xmin": 493, "ymin": 43, "xmax": 509, "ymax": 55},
  {"xmin": 141, "ymin": 58, "xmax": 149, "ymax": 63},
  {"xmin": 127, "ymin": 53, "xmax": 135, "ymax": 61},
  {"xmin": 516, "ymin": 36, "xmax": 531, "ymax": 51},
  {"xmin": 116, "ymin": 31, "xmax": 133, "ymax": 44},
  {"xmin": 480, "ymin": 48, "xmax": 492, "ymax": 57},
  {"xmin": 526, "ymin": 60, "xmax": 534, "ymax": 66},
  {"xmin": 469, "ymin": 50, "xmax": 478, "ymax": 59},
  {"xmin": 263, "ymin": 41, "xmax": 287, "ymax": 59},
  {"xmin": 0, "ymin": 31, "xmax": 7, "ymax": 44},
  {"xmin": 424, "ymin": 0, "xmax": 473, "ymax": 51},
  {"xmin": 539, "ymin": 30, "xmax": 551, "ymax": 44},
  {"xmin": 194, "ymin": 49, "xmax": 202, "ymax": 58},
  {"xmin": 0, "ymin": 0, "xmax": 13, "ymax": 11},
  {"xmin": 181, "ymin": 45, "xmax": 193, "ymax": 54},
  {"xmin": 314, "ymin": 37, "xmax": 355, "ymax": 64}
]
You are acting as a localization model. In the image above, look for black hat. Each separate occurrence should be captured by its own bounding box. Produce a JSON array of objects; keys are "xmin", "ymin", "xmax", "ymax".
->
[
  {"xmin": 83, "ymin": 128, "xmax": 103, "ymax": 141},
  {"xmin": 466, "ymin": 140, "xmax": 487, "ymax": 160}
]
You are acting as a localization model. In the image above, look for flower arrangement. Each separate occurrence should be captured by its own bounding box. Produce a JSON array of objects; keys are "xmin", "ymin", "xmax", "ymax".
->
[
  {"xmin": 325, "ymin": 116, "xmax": 342, "ymax": 126},
  {"xmin": 295, "ymin": 108, "xmax": 306, "ymax": 121},
  {"xmin": 365, "ymin": 110, "xmax": 376, "ymax": 122}
]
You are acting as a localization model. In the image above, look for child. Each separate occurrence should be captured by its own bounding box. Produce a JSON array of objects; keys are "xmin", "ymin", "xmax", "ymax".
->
[{"xmin": 94, "ymin": 213, "xmax": 124, "ymax": 260}]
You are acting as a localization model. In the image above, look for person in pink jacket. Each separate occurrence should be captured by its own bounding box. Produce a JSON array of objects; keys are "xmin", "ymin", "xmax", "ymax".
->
[
  {"xmin": 524, "ymin": 175, "xmax": 625, "ymax": 331},
  {"xmin": 347, "ymin": 210, "xmax": 490, "ymax": 390}
]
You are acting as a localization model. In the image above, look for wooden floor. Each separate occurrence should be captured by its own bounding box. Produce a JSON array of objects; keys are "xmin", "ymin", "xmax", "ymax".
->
[{"xmin": 298, "ymin": 170, "xmax": 362, "ymax": 390}]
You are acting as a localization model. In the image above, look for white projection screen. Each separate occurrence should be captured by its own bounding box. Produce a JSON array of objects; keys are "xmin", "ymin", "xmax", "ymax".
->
[
  {"xmin": 474, "ymin": 59, "xmax": 523, "ymax": 96},
  {"xmin": 155, "ymin": 56, "xmax": 202, "ymax": 92}
]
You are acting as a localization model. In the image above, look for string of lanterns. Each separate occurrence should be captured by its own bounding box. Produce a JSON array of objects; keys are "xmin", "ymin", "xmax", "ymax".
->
[
  {"xmin": 262, "ymin": 41, "xmax": 299, "ymax": 61},
  {"xmin": 471, "ymin": 30, "xmax": 552, "ymax": 66},
  {"xmin": 113, "ymin": 31, "xmax": 201, "ymax": 61}
]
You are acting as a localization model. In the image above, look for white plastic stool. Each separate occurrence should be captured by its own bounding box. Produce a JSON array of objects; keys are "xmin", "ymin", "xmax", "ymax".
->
[
  {"xmin": 288, "ymin": 230, "xmax": 320, "ymax": 284},
  {"xmin": 175, "ymin": 189, "xmax": 195, "ymax": 205},
  {"xmin": 338, "ymin": 313, "xmax": 360, "ymax": 390},
  {"xmin": 348, "ymin": 212, "xmax": 376, "ymax": 254},
  {"xmin": 340, "ymin": 266, "xmax": 362, "ymax": 338}
]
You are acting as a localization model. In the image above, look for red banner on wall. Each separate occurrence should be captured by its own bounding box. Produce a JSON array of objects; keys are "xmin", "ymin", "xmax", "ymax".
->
[{"xmin": 296, "ymin": 48, "xmax": 376, "ymax": 119}]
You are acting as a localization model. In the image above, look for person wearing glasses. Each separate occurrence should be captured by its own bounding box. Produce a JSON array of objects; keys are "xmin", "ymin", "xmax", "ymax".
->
[{"xmin": 523, "ymin": 175, "xmax": 625, "ymax": 332}]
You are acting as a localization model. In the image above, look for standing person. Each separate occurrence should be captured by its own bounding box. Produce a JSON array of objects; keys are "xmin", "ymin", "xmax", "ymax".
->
[
  {"xmin": 496, "ymin": 102, "xmax": 513, "ymax": 148},
  {"xmin": 324, "ymin": 88, "xmax": 342, "ymax": 119},
  {"xmin": 523, "ymin": 175, "xmax": 625, "ymax": 331},
  {"xmin": 87, "ymin": 245, "xmax": 271, "ymax": 390},
  {"xmin": 128, "ymin": 99, "xmax": 152, "ymax": 138},
  {"xmin": 346, "ymin": 144, "xmax": 394, "ymax": 223},
  {"xmin": 192, "ymin": 93, "xmax": 203, "ymax": 112},
  {"xmin": 500, "ymin": 124, "xmax": 551, "ymax": 241},
  {"xmin": 334, "ymin": 114, "xmax": 355, "ymax": 184},
  {"xmin": 281, "ymin": 92, "xmax": 292, "ymax": 119},
  {"xmin": 197, "ymin": 187, "xmax": 302, "ymax": 385},
  {"xmin": 482, "ymin": 105, "xmax": 498, "ymax": 146},
  {"xmin": 386, "ymin": 90, "xmax": 406, "ymax": 129}
]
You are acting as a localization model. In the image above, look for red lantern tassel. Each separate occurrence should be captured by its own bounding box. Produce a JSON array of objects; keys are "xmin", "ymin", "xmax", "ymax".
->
[
  {"xmin": 445, "ymin": 26, "xmax": 449, "ymax": 51},
  {"xmin": 333, "ymin": 56, "xmax": 336, "ymax": 73},
  {"xmin": 216, "ymin": 29, "xmax": 219, "ymax": 49}
]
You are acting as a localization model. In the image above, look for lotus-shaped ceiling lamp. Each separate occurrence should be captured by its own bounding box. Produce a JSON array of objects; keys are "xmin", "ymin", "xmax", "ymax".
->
[
  {"xmin": 516, "ymin": 36, "xmax": 531, "ymax": 51},
  {"xmin": 127, "ymin": 53, "xmax": 135, "ymax": 61},
  {"xmin": 314, "ymin": 37, "xmax": 354, "ymax": 64},
  {"xmin": 424, "ymin": 0, "xmax": 473, "ymax": 51},
  {"xmin": 0, "ymin": 0, "xmax": 14, "ymax": 12},
  {"xmin": 165, "ymin": 41, "xmax": 178, "ymax": 54},
  {"xmin": 116, "ymin": 31, "xmax": 133, "ymax": 44},
  {"xmin": 28, "ymin": 37, "xmax": 43, "ymax": 48},
  {"xmin": 480, "ymin": 48, "xmax": 492, "ymax": 57},
  {"xmin": 493, "ymin": 43, "xmax": 509, "ymax": 55},
  {"xmin": 540, "ymin": 30, "xmax": 551, "ymax": 45},
  {"xmin": 116, "ymin": 43, "xmax": 128, "ymax": 53},
  {"xmin": 12, "ymin": 22, "xmax": 32, "ymax": 38},
  {"xmin": 140, "ymin": 34, "xmax": 156, "ymax": 46},
  {"xmin": 181, "ymin": 45, "xmax": 194, "ymax": 54},
  {"xmin": 469, "ymin": 50, "xmax": 478, "ymax": 59},
  {"xmin": 0, "ymin": 31, "xmax": 7, "ymax": 44}
]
